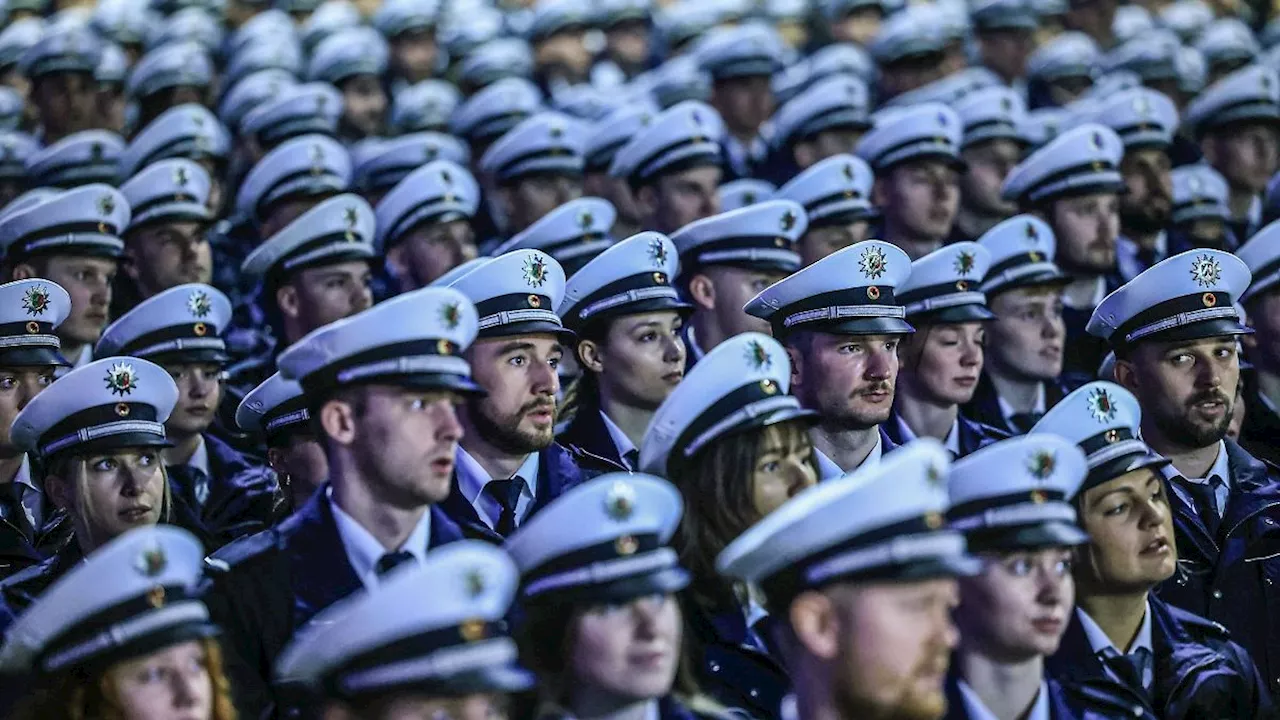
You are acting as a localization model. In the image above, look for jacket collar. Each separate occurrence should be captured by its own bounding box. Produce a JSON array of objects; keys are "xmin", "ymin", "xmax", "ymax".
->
[
  {"xmin": 558, "ymin": 400, "xmax": 628, "ymax": 471},
  {"xmin": 284, "ymin": 486, "xmax": 364, "ymax": 628}
]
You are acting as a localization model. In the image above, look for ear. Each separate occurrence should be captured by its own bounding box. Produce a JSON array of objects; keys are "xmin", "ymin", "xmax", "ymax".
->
[
  {"xmin": 45, "ymin": 472, "xmax": 74, "ymax": 512},
  {"xmin": 792, "ymin": 141, "xmax": 817, "ymax": 170},
  {"xmin": 634, "ymin": 183, "xmax": 658, "ymax": 221},
  {"xmin": 1199, "ymin": 136, "xmax": 1218, "ymax": 166},
  {"xmin": 9, "ymin": 262, "xmax": 36, "ymax": 282},
  {"xmin": 266, "ymin": 446, "xmax": 286, "ymax": 476},
  {"xmin": 788, "ymin": 590, "xmax": 840, "ymax": 661},
  {"xmin": 871, "ymin": 175, "xmax": 889, "ymax": 209},
  {"xmin": 319, "ymin": 398, "xmax": 358, "ymax": 447},
  {"xmin": 786, "ymin": 343, "xmax": 804, "ymax": 390},
  {"xmin": 120, "ymin": 243, "xmax": 141, "ymax": 282},
  {"xmin": 577, "ymin": 339, "xmax": 605, "ymax": 373},
  {"xmin": 686, "ymin": 272, "xmax": 716, "ymax": 312},
  {"xmin": 276, "ymin": 284, "xmax": 301, "ymax": 321},
  {"xmin": 1114, "ymin": 356, "xmax": 1140, "ymax": 395},
  {"xmin": 495, "ymin": 186, "xmax": 517, "ymax": 225},
  {"xmin": 384, "ymin": 243, "xmax": 408, "ymax": 280}
]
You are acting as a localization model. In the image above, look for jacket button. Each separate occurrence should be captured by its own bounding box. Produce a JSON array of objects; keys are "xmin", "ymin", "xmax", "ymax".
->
[
  {"xmin": 710, "ymin": 662, "xmax": 720, "ymax": 673},
  {"xmin": 750, "ymin": 689, "xmax": 759, "ymax": 698},
  {"xmin": 1212, "ymin": 589, "xmax": 1223, "ymax": 599},
  {"xmin": 1266, "ymin": 518, "xmax": 1276, "ymax": 525},
  {"xmin": 1268, "ymin": 578, "xmax": 1274, "ymax": 586},
  {"xmin": 1131, "ymin": 705, "xmax": 1143, "ymax": 717}
]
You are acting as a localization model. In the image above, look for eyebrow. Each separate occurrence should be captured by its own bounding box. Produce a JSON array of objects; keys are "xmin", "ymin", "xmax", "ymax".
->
[{"xmin": 1089, "ymin": 487, "xmax": 1134, "ymax": 510}]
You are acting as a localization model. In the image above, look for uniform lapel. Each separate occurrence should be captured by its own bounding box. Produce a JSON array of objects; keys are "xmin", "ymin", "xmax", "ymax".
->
[
  {"xmin": 286, "ymin": 491, "xmax": 363, "ymax": 629},
  {"xmin": 439, "ymin": 474, "xmax": 505, "ymax": 544}
]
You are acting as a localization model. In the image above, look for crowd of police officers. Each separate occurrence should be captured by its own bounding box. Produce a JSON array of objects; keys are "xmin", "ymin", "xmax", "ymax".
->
[{"xmin": 1, "ymin": 0, "xmax": 1280, "ymax": 718}]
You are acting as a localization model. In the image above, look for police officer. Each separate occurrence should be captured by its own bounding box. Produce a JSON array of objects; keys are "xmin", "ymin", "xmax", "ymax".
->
[
  {"xmin": 718, "ymin": 439, "xmax": 979, "ymax": 720},
  {"xmin": 1184, "ymin": 65, "xmax": 1280, "ymax": 241},
  {"xmin": 0, "ymin": 357, "xmax": 178, "ymax": 615},
  {"xmin": 126, "ymin": 41, "xmax": 214, "ymax": 130},
  {"xmin": 1025, "ymin": 32, "xmax": 1098, "ymax": 110},
  {"xmin": 1035, "ymin": 381, "xmax": 1276, "ymax": 717},
  {"xmin": 479, "ymin": 112, "xmax": 586, "ymax": 246},
  {"xmin": 201, "ymin": 286, "xmax": 476, "ymax": 716},
  {"xmin": 239, "ymin": 83, "xmax": 343, "ymax": 165},
  {"xmin": 309, "ymin": 27, "xmax": 390, "ymax": 142},
  {"xmin": 492, "ymin": 197, "xmax": 616, "ymax": 277},
  {"xmin": 610, "ymin": 100, "xmax": 725, "ymax": 236},
  {"xmin": 557, "ymin": 232, "xmax": 689, "ymax": 473},
  {"xmin": 448, "ymin": 77, "xmax": 541, "ymax": 168},
  {"xmin": 1087, "ymin": 248, "xmax": 1280, "ymax": 697},
  {"xmin": 745, "ymin": 240, "xmax": 914, "ymax": 478},
  {"xmin": 971, "ymin": 0, "xmax": 1037, "ymax": 88},
  {"xmin": 24, "ymin": 130, "xmax": 124, "ymax": 189},
  {"xmin": 122, "ymin": 105, "xmax": 232, "ymax": 219},
  {"xmin": 376, "ymin": 159, "xmax": 481, "ymax": 294},
  {"xmin": 856, "ymin": 103, "xmax": 964, "ymax": 261},
  {"xmin": 951, "ymin": 86, "xmax": 1027, "ymax": 243},
  {"xmin": 441, "ymin": 250, "xmax": 590, "ymax": 542},
  {"xmin": 233, "ymin": 133, "xmax": 352, "ymax": 248},
  {"xmin": 696, "ymin": 24, "xmax": 784, "ymax": 181},
  {"xmin": 869, "ymin": 9, "xmax": 950, "ymax": 99},
  {"xmin": 824, "ymin": 0, "xmax": 885, "ymax": 46},
  {"xmin": 673, "ymin": 199, "xmax": 807, "ymax": 363},
  {"xmin": 0, "ymin": 132, "xmax": 34, "ymax": 208},
  {"xmin": 352, "ymin": 131, "xmax": 468, "ymax": 206},
  {"xmin": 962, "ymin": 215, "xmax": 1072, "ymax": 435},
  {"xmin": 1002, "ymin": 123, "xmax": 1127, "ymax": 381},
  {"xmin": 584, "ymin": 103, "xmax": 658, "ymax": 240},
  {"xmin": 1237, "ymin": 226, "xmax": 1280, "ymax": 465},
  {"xmin": 387, "ymin": 80, "xmax": 460, "ymax": 136},
  {"xmin": 773, "ymin": 154, "xmax": 875, "ymax": 268},
  {"xmin": 1167, "ymin": 164, "xmax": 1234, "ymax": 255},
  {"xmin": 765, "ymin": 77, "xmax": 872, "ymax": 188},
  {"xmin": 526, "ymin": 0, "xmax": 594, "ymax": 89},
  {"xmin": 885, "ymin": 242, "xmax": 1007, "ymax": 458},
  {"xmin": 0, "ymin": 280, "xmax": 73, "ymax": 580},
  {"xmin": 19, "ymin": 26, "xmax": 102, "ymax": 144},
  {"xmin": 373, "ymin": 0, "xmax": 441, "ymax": 86},
  {"xmin": 593, "ymin": 0, "xmax": 651, "ymax": 84},
  {"xmin": 1087, "ymin": 88, "xmax": 1179, "ymax": 281},
  {"xmin": 0, "ymin": 185, "xmax": 130, "ymax": 369},
  {"xmin": 236, "ymin": 372, "xmax": 325, "ymax": 513},
  {"xmin": 95, "ymin": 284, "xmax": 282, "ymax": 549}
]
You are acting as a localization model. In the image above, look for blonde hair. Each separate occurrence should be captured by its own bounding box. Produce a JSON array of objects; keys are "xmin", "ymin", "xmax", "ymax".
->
[
  {"xmin": 48, "ymin": 452, "xmax": 171, "ymax": 550},
  {"xmin": 14, "ymin": 637, "xmax": 237, "ymax": 720}
]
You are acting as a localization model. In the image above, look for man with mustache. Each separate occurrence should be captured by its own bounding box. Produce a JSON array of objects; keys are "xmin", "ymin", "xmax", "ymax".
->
[
  {"xmin": 718, "ymin": 440, "xmax": 979, "ymax": 720},
  {"xmin": 1086, "ymin": 89, "xmax": 1179, "ymax": 283},
  {"xmin": 200, "ymin": 286, "xmax": 474, "ymax": 716},
  {"xmin": 745, "ymin": 240, "xmax": 914, "ymax": 480},
  {"xmin": 1088, "ymin": 248, "xmax": 1280, "ymax": 698},
  {"xmin": 442, "ymin": 249, "xmax": 591, "ymax": 542},
  {"xmin": 1003, "ymin": 123, "xmax": 1126, "ymax": 384}
]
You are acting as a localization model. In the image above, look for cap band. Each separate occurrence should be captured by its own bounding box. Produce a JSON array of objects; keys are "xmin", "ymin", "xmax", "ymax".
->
[
  {"xmin": 685, "ymin": 395, "xmax": 802, "ymax": 458},
  {"xmin": 784, "ymin": 303, "xmax": 906, "ymax": 328},
  {"xmin": 805, "ymin": 531, "xmax": 966, "ymax": 585},
  {"xmin": 477, "ymin": 308, "xmax": 561, "ymax": 331},
  {"xmin": 40, "ymin": 600, "xmax": 207, "ymax": 672},
  {"xmin": 523, "ymin": 548, "xmax": 677, "ymax": 598},
  {"xmin": 130, "ymin": 337, "xmax": 226, "ymax": 359},
  {"xmin": 0, "ymin": 333, "xmax": 60, "ymax": 349},
  {"xmin": 340, "ymin": 638, "xmax": 518, "ymax": 695},
  {"xmin": 336, "ymin": 354, "xmax": 472, "ymax": 384},
  {"xmin": 41, "ymin": 419, "xmax": 166, "ymax": 456},
  {"xmin": 579, "ymin": 286, "xmax": 680, "ymax": 322},
  {"xmin": 948, "ymin": 501, "xmax": 1077, "ymax": 532},
  {"xmin": 265, "ymin": 408, "xmax": 310, "ymax": 432}
]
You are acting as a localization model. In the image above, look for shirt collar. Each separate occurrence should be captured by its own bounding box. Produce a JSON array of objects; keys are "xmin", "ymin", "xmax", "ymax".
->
[
  {"xmin": 1061, "ymin": 276, "xmax": 1107, "ymax": 311},
  {"xmin": 686, "ymin": 325, "xmax": 706, "ymax": 361},
  {"xmin": 328, "ymin": 487, "xmax": 432, "ymax": 590},
  {"xmin": 894, "ymin": 414, "xmax": 961, "ymax": 456},
  {"xmin": 73, "ymin": 345, "xmax": 92, "ymax": 369},
  {"xmin": 1077, "ymin": 602, "xmax": 1153, "ymax": 657},
  {"xmin": 14, "ymin": 454, "xmax": 36, "ymax": 494},
  {"xmin": 1157, "ymin": 439, "xmax": 1230, "ymax": 488},
  {"xmin": 188, "ymin": 435, "xmax": 211, "ymax": 478},
  {"xmin": 599, "ymin": 410, "xmax": 638, "ymax": 468},
  {"xmin": 815, "ymin": 432, "xmax": 882, "ymax": 481},
  {"xmin": 958, "ymin": 679, "xmax": 1050, "ymax": 720},
  {"xmin": 996, "ymin": 383, "xmax": 1046, "ymax": 424},
  {"xmin": 455, "ymin": 446, "xmax": 541, "ymax": 522}
]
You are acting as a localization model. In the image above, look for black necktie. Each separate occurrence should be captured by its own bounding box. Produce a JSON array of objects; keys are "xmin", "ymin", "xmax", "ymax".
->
[
  {"xmin": 485, "ymin": 478, "xmax": 524, "ymax": 535},
  {"xmin": 168, "ymin": 465, "xmax": 210, "ymax": 511},
  {"xmin": 375, "ymin": 550, "xmax": 415, "ymax": 576},
  {"xmin": 0, "ymin": 483, "xmax": 30, "ymax": 539},
  {"xmin": 1008, "ymin": 412, "xmax": 1045, "ymax": 435},
  {"xmin": 1176, "ymin": 477, "xmax": 1222, "ymax": 538},
  {"xmin": 1103, "ymin": 647, "xmax": 1152, "ymax": 692}
]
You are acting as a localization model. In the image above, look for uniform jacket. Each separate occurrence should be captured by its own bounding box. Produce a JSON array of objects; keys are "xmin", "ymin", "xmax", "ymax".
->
[
  {"xmin": 880, "ymin": 410, "xmax": 1008, "ymax": 459},
  {"xmin": 683, "ymin": 596, "xmax": 790, "ymax": 720},
  {"xmin": 168, "ymin": 433, "xmax": 286, "ymax": 552},
  {"xmin": 1155, "ymin": 438, "xmax": 1280, "ymax": 698},
  {"xmin": 941, "ymin": 673, "xmax": 1083, "ymax": 720},
  {"xmin": 0, "ymin": 539, "xmax": 83, "ymax": 632},
  {"xmin": 1046, "ymin": 595, "xmax": 1276, "ymax": 720},
  {"xmin": 960, "ymin": 373, "xmax": 1069, "ymax": 436},
  {"xmin": 1059, "ymin": 274, "xmax": 1123, "ymax": 384},
  {"xmin": 438, "ymin": 442, "xmax": 593, "ymax": 544},
  {"xmin": 556, "ymin": 400, "xmax": 632, "ymax": 475},
  {"xmin": 0, "ymin": 504, "xmax": 71, "ymax": 582},
  {"xmin": 1240, "ymin": 370, "xmax": 1280, "ymax": 468},
  {"xmin": 200, "ymin": 486, "xmax": 464, "ymax": 718}
]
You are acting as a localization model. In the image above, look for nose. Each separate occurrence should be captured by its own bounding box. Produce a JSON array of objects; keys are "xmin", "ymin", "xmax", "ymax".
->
[
  {"xmin": 864, "ymin": 346, "xmax": 893, "ymax": 380},
  {"xmin": 432, "ymin": 401, "xmax": 463, "ymax": 442},
  {"xmin": 662, "ymin": 332, "xmax": 685, "ymax": 364},
  {"xmin": 529, "ymin": 357, "xmax": 560, "ymax": 396},
  {"xmin": 959, "ymin": 337, "xmax": 982, "ymax": 367},
  {"xmin": 789, "ymin": 457, "xmax": 818, "ymax": 495},
  {"xmin": 1035, "ymin": 563, "xmax": 1065, "ymax": 605},
  {"xmin": 1194, "ymin": 358, "xmax": 1222, "ymax": 389},
  {"xmin": 169, "ymin": 667, "xmax": 200, "ymax": 708},
  {"xmin": 353, "ymin": 285, "xmax": 373, "ymax": 311},
  {"xmin": 1140, "ymin": 488, "xmax": 1170, "ymax": 528}
]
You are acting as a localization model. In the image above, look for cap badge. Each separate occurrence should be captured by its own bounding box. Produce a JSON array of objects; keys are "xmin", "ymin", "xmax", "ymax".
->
[
  {"xmin": 1263, "ymin": 73, "xmax": 1273, "ymax": 91},
  {"xmin": 640, "ymin": 112, "xmax": 652, "ymax": 126},
  {"xmin": 1087, "ymin": 387, "xmax": 1117, "ymax": 424},
  {"xmin": 1188, "ymin": 176, "xmax": 1203, "ymax": 192},
  {"xmin": 344, "ymin": 206, "xmax": 359, "ymax": 229},
  {"xmin": 90, "ymin": 142, "xmax": 104, "ymax": 161},
  {"xmin": 309, "ymin": 143, "xmax": 326, "ymax": 176},
  {"xmin": 549, "ymin": 122, "xmax": 564, "ymax": 139},
  {"xmin": 742, "ymin": 191, "xmax": 756, "ymax": 205},
  {"xmin": 1133, "ymin": 95, "xmax": 1151, "ymax": 116},
  {"xmin": 954, "ymin": 250, "xmax": 976, "ymax": 277},
  {"xmin": 1090, "ymin": 131, "xmax": 1104, "ymax": 150},
  {"xmin": 105, "ymin": 362, "xmax": 138, "ymax": 396},
  {"xmin": 858, "ymin": 245, "xmax": 888, "ymax": 280},
  {"xmin": 578, "ymin": 210, "xmax": 594, "ymax": 231},
  {"xmin": 22, "ymin": 285, "xmax": 49, "ymax": 316},
  {"xmin": 187, "ymin": 289, "xmax": 212, "ymax": 318},
  {"xmin": 1189, "ymin": 254, "xmax": 1221, "ymax": 288},
  {"xmin": 605, "ymin": 480, "xmax": 636, "ymax": 521},
  {"xmin": 440, "ymin": 302, "xmax": 461, "ymax": 330},
  {"xmin": 1026, "ymin": 450, "xmax": 1056, "ymax": 480},
  {"xmin": 441, "ymin": 169, "xmax": 453, "ymax": 186},
  {"xmin": 648, "ymin": 237, "xmax": 668, "ymax": 266},
  {"xmin": 780, "ymin": 210, "xmax": 797, "ymax": 231},
  {"xmin": 925, "ymin": 462, "xmax": 945, "ymax": 489},
  {"xmin": 97, "ymin": 193, "xmax": 115, "ymax": 216},
  {"xmin": 135, "ymin": 544, "xmax": 166, "ymax": 576},
  {"xmin": 842, "ymin": 163, "xmax": 854, "ymax": 181},
  {"xmin": 174, "ymin": 165, "xmax": 189, "ymax": 187},
  {"xmin": 465, "ymin": 569, "xmax": 485, "ymax": 598},
  {"xmin": 1024, "ymin": 221, "xmax": 1039, "ymax": 242},
  {"xmin": 316, "ymin": 93, "xmax": 328, "ymax": 113},
  {"xmin": 745, "ymin": 339, "xmax": 772, "ymax": 370},
  {"xmin": 523, "ymin": 254, "xmax": 549, "ymax": 288},
  {"xmin": 937, "ymin": 111, "xmax": 948, "ymax": 127}
]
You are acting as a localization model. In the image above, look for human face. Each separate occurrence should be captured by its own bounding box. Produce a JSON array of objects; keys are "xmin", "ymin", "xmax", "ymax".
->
[
  {"xmin": 57, "ymin": 449, "xmax": 166, "ymax": 541},
  {"xmin": 126, "ymin": 221, "xmax": 213, "ymax": 298},
  {"xmin": 750, "ymin": 422, "xmax": 817, "ymax": 517},
  {"xmin": 570, "ymin": 594, "xmax": 681, "ymax": 703},
  {"xmin": 390, "ymin": 219, "xmax": 478, "ymax": 290},
  {"xmin": 1119, "ymin": 148, "xmax": 1173, "ymax": 236},
  {"xmin": 390, "ymin": 30, "xmax": 438, "ymax": 84},
  {"xmin": 1250, "ymin": 293, "xmax": 1280, "ymax": 370},
  {"xmin": 986, "ymin": 287, "xmax": 1065, "ymax": 381},
  {"xmin": 463, "ymin": 335, "xmax": 562, "ymax": 454},
  {"xmin": 268, "ymin": 433, "xmax": 328, "ymax": 509},
  {"xmin": 1049, "ymin": 193, "xmax": 1120, "ymax": 274},
  {"xmin": 798, "ymin": 221, "xmax": 871, "ymax": 268},
  {"xmin": 793, "ymin": 333, "xmax": 900, "ymax": 429},
  {"xmin": 705, "ymin": 266, "xmax": 786, "ymax": 338},
  {"xmin": 37, "ymin": 255, "xmax": 117, "ymax": 347},
  {"xmin": 900, "ymin": 323, "xmax": 985, "ymax": 406},
  {"xmin": 357, "ymin": 693, "xmax": 508, "ymax": 720},
  {"xmin": 641, "ymin": 166, "xmax": 722, "ymax": 235},
  {"xmin": 797, "ymin": 129, "xmax": 866, "ymax": 168},
  {"xmin": 606, "ymin": 22, "xmax": 650, "ymax": 69},
  {"xmin": 282, "ymin": 261, "xmax": 374, "ymax": 336},
  {"xmin": 342, "ymin": 386, "xmax": 464, "ymax": 506},
  {"xmin": 341, "ymin": 75, "xmax": 388, "ymax": 138},
  {"xmin": 977, "ymin": 29, "xmax": 1032, "ymax": 83},
  {"xmin": 504, "ymin": 174, "xmax": 583, "ymax": 234},
  {"xmin": 879, "ymin": 161, "xmax": 961, "ymax": 244},
  {"xmin": 0, "ymin": 367, "xmax": 54, "ymax": 455},
  {"xmin": 585, "ymin": 173, "xmax": 643, "ymax": 227},
  {"xmin": 830, "ymin": 580, "xmax": 959, "ymax": 720},
  {"xmin": 164, "ymin": 363, "xmax": 222, "ymax": 438},
  {"xmin": 1120, "ymin": 337, "xmax": 1238, "ymax": 451},
  {"xmin": 957, "ymin": 549, "xmax": 1074, "ymax": 662},
  {"xmin": 589, "ymin": 311, "xmax": 687, "ymax": 411},
  {"xmin": 1076, "ymin": 469, "xmax": 1177, "ymax": 595},
  {"xmin": 32, "ymin": 72, "xmax": 97, "ymax": 138},
  {"xmin": 960, "ymin": 139, "xmax": 1021, "ymax": 217},
  {"xmin": 108, "ymin": 640, "xmax": 214, "ymax": 720},
  {"xmin": 534, "ymin": 31, "xmax": 593, "ymax": 85},
  {"xmin": 711, "ymin": 75, "xmax": 774, "ymax": 137},
  {"xmin": 881, "ymin": 60, "xmax": 946, "ymax": 99},
  {"xmin": 832, "ymin": 7, "xmax": 882, "ymax": 45},
  {"xmin": 1207, "ymin": 123, "xmax": 1279, "ymax": 194},
  {"xmin": 97, "ymin": 85, "xmax": 126, "ymax": 133}
]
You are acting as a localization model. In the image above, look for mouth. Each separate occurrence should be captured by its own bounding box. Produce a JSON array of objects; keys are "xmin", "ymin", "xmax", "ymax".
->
[
  {"xmin": 429, "ymin": 457, "xmax": 455, "ymax": 474},
  {"xmin": 1141, "ymin": 536, "xmax": 1171, "ymax": 556},
  {"xmin": 952, "ymin": 376, "xmax": 978, "ymax": 386},
  {"xmin": 1030, "ymin": 617, "xmax": 1063, "ymax": 634},
  {"xmin": 1040, "ymin": 346, "xmax": 1063, "ymax": 358},
  {"xmin": 857, "ymin": 387, "xmax": 892, "ymax": 403},
  {"xmin": 662, "ymin": 371, "xmax": 684, "ymax": 384},
  {"xmin": 119, "ymin": 506, "xmax": 152, "ymax": 522},
  {"xmin": 525, "ymin": 406, "xmax": 556, "ymax": 424},
  {"xmin": 1192, "ymin": 398, "xmax": 1227, "ymax": 417},
  {"xmin": 628, "ymin": 650, "xmax": 669, "ymax": 668}
]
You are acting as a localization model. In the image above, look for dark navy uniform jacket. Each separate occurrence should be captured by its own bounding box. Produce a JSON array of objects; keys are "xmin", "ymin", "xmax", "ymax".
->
[
  {"xmin": 684, "ymin": 596, "xmax": 790, "ymax": 720},
  {"xmin": 1059, "ymin": 273, "xmax": 1123, "ymax": 384},
  {"xmin": 1047, "ymin": 595, "xmax": 1275, "ymax": 720},
  {"xmin": 438, "ymin": 442, "xmax": 594, "ymax": 544},
  {"xmin": 1155, "ymin": 438, "xmax": 1280, "ymax": 698},
  {"xmin": 880, "ymin": 410, "xmax": 1008, "ymax": 459},
  {"xmin": 556, "ymin": 400, "xmax": 632, "ymax": 475},
  {"xmin": 1239, "ymin": 370, "xmax": 1280, "ymax": 468},
  {"xmin": 536, "ymin": 695, "xmax": 721, "ymax": 720},
  {"xmin": 0, "ymin": 539, "xmax": 83, "ymax": 633},
  {"xmin": 0, "ymin": 477, "xmax": 72, "ymax": 582},
  {"xmin": 200, "ymin": 486, "xmax": 464, "ymax": 718},
  {"xmin": 168, "ymin": 433, "xmax": 286, "ymax": 552},
  {"xmin": 961, "ymin": 373, "xmax": 1070, "ymax": 436}
]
